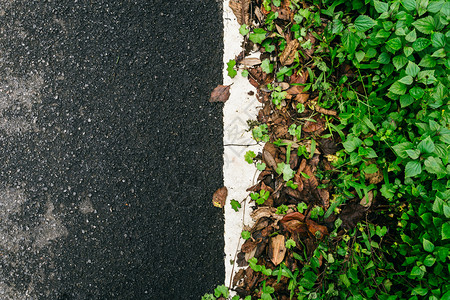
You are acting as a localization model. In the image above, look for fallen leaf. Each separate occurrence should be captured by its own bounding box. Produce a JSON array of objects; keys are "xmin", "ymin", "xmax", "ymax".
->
[
  {"xmin": 340, "ymin": 201, "xmax": 368, "ymax": 229},
  {"xmin": 268, "ymin": 235, "xmax": 286, "ymax": 266},
  {"xmin": 280, "ymin": 39, "xmax": 299, "ymax": 65},
  {"xmin": 313, "ymin": 105, "xmax": 337, "ymax": 116},
  {"xmin": 209, "ymin": 85, "xmax": 231, "ymax": 103},
  {"xmin": 306, "ymin": 219, "xmax": 329, "ymax": 239},
  {"xmin": 240, "ymin": 57, "xmax": 262, "ymax": 67},
  {"xmin": 360, "ymin": 190, "xmax": 374, "ymax": 208},
  {"xmin": 229, "ymin": 0, "xmax": 250, "ymax": 25},
  {"xmin": 212, "ymin": 186, "xmax": 228, "ymax": 208}
]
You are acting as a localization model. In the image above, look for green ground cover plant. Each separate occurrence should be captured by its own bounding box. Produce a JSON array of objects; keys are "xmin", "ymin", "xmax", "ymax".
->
[{"xmin": 205, "ymin": 0, "xmax": 449, "ymax": 299}]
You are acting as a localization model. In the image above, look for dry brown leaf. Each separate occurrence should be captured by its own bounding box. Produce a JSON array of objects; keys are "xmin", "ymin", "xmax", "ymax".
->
[
  {"xmin": 209, "ymin": 84, "xmax": 231, "ymax": 103},
  {"xmin": 268, "ymin": 235, "xmax": 286, "ymax": 266},
  {"xmin": 280, "ymin": 39, "xmax": 299, "ymax": 65},
  {"xmin": 313, "ymin": 105, "xmax": 337, "ymax": 116},
  {"xmin": 306, "ymin": 219, "xmax": 329, "ymax": 239},
  {"xmin": 240, "ymin": 57, "xmax": 262, "ymax": 67},
  {"xmin": 229, "ymin": 0, "xmax": 250, "ymax": 25},
  {"xmin": 212, "ymin": 186, "xmax": 228, "ymax": 208},
  {"xmin": 360, "ymin": 190, "xmax": 374, "ymax": 208},
  {"xmin": 295, "ymin": 93, "xmax": 309, "ymax": 103},
  {"xmin": 290, "ymin": 69, "xmax": 309, "ymax": 84},
  {"xmin": 263, "ymin": 148, "xmax": 277, "ymax": 171}
]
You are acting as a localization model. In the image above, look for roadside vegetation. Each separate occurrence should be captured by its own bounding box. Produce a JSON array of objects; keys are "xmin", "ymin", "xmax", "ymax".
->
[{"xmin": 206, "ymin": 0, "xmax": 449, "ymax": 299}]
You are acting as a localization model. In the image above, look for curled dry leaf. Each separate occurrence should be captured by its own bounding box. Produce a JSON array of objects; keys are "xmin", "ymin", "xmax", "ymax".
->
[
  {"xmin": 212, "ymin": 186, "xmax": 228, "ymax": 208},
  {"xmin": 268, "ymin": 235, "xmax": 286, "ymax": 266},
  {"xmin": 313, "ymin": 105, "xmax": 337, "ymax": 116},
  {"xmin": 240, "ymin": 57, "xmax": 262, "ymax": 67},
  {"xmin": 229, "ymin": 0, "xmax": 250, "ymax": 25},
  {"xmin": 280, "ymin": 39, "xmax": 299, "ymax": 65},
  {"xmin": 209, "ymin": 84, "xmax": 231, "ymax": 103}
]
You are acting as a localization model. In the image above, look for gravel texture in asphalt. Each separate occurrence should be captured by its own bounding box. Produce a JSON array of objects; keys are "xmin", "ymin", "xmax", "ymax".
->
[{"xmin": 0, "ymin": 1, "xmax": 224, "ymax": 299}]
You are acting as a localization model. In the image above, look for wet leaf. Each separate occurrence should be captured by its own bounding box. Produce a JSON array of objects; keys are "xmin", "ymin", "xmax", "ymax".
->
[{"xmin": 212, "ymin": 186, "xmax": 228, "ymax": 208}]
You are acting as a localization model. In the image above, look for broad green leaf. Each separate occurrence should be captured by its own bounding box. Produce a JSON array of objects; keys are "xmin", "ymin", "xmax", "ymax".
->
[
  {"xmin": 405, "ymin": 29, "xmax": 417, "ymax": 42},
  {"xmin": 343, "ymin": 136, "xmax": 363, "ymax": 152},
  {"xmin": 363, "ymin": 116, "xmax": 376, "ymax": 131},
  {"xmin": 417, "ymin": 136, "xmax": 435, "ymax": 154},
  {"xmin": 413, "ymin": 16, "xmax": 436, "ymax": 34},
  {"xmin": 419, "ymin": 54, "xmax": 436, "ymax": 67},
  {"xmin": 412, "ymin": 287, "xmax": 428, "ymax": 296},
  {"xmin": 442, "ymin": 222, "xmax": 450, "ymax": 240},
  {"xmin": 431, "ymin": 32, "xmax": 446, "ymax": 48},
  {"xmin": 405, "ymin": 61, "xmax": 420, "ymax": 77},
  {"xmin": 431, "ymin": 48, "xmax": 446, "ymax": 58},
  {"xmin": 423, "ymin": 238, "xmax": 435, "ymax": 252},
  {"xmin": 417, "ymin": 0, "xmax": 429, "ymax": 16},
  {"xmin": 400, "ymin": 94, "xmax": 415, "ymax": 107},
  {"xmin": 406, "ymin": 149, "xmax": 421, "ymax": 159},
  {"xmin": 227, "ymin": 59, "xmax": 237, "ymax": 78},
  {"xmin": 405, "ymin": 160, "xmax": 422, "ymax": 177},
  {"xmin": 413, "ymin": 38, "xmax": 431, "ymax": 51},
  {"xmin": 374, "ymin": 0, "xmax": 389, "ymax": 13},
  {"xmin": 393, "ymin": 55, "xmax": 408, "ymax": 70},
  {"xmin": 249, "ymin": 28, "xmax": 267, "ymax": 44},
  {"xmin": 410, "ymin": 86, "xmax": 425, "ymax": 99},
  {"xmin": 386, "ymin": 37, "xmax": 403, "ymax": 51},
  {"xmin": 342, "ymin": 29, "xmax": 360, "ymax": 54},
  {"xmin": 378, "ymin": 52, "xmax": 391, "ymax": 64},
  {"xmin": 261, "ymin": 59, "xmax": 273, "ymax": 74},
  {"xmin": 433, "ymin": 197, "xmax": 445, "ymax": 214},
  {"xmin": 398, "ymin": 75, "xmax": 414, "ymax": 85},
  {"xmin": 404, "ymin": 46, "xmax": 414, "ymax": 57},
  {"xmin": 418, "ymin": 70, "xmax": 436, "ymax": 84},
  {"xmin": 354, "ymin": 15, "xmax": 377, "ymax": 32},
  {"xmin": 332, "ymin": 19, "xmax": 344, "ymax": 34},
  {"xmin": 423, "ymin": 254, "xmax": 436, "ymax": 267},
  {"xmin": 393, "ymin": 142, "xmax": 412, "ymax": 158},
  {"xmin": 364, "ymin": 164, "xmax": 379, "ymax": 174},
  {"xmin": 389, "ymin": 81, "xmax": 407, "ymax": 95},
  {"xmin": 239, "ymin": 24, "xmax": 249, "ymax": 36},
  {"xmin": 355, "ymin": 51, "xmax": 365, "ymax": 62},
  {"xmin": 376, "ymin": 29, "xmax": 391, "ymax": 39},
  {"xmin": 424, "ymin": 156, "xmax": 446, "ymax": 175},
  {"xmin": 401, "ymin": 0, "xmax": 417, "ymax": 11}
]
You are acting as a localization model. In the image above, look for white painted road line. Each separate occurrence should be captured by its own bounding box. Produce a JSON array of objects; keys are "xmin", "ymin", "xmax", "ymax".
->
[{"xmin": 223, "ymin": 0, "xmax": 263, "ymax": 290}]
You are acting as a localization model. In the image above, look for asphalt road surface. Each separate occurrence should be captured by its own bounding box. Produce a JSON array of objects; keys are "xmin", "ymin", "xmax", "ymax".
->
[{"xmin": 0, "ymin": 1, "xmax": 224, "ymax": 299}]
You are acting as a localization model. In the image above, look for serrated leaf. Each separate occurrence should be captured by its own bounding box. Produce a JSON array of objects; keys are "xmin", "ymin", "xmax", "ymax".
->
[
  {"xmin": 401, "ymin": 0, "xmax": 417, "ymax": 11},
  {"xmin": 342, "ymin": 29, "xmax": 360, "ymax": 54},
  {"xmin": 423, "ymin": 238, "xmax": 435, "ymax": 252},
  {"xmin": 405, "ymin": 29, "xmax": 417, "ymax": 42},
  {"xmin": 400, "ymin": 94, "xmax": 415, "ymax": 107},
  {"xmin": 398, "ymin": 75, "xmax": 414, "ymax": 85},
  {"xmin": 343, "ymin": 136, "xmax": 363, "ymax": 152},
  {"xmin": 404, "ymin": 47, "xmax": 414, "ymax": 57},
  {"xmin": 378, "ymin": 52, "xmax": 391, "ymax": 64},
  {"xmin": 261, "ymin": 59, "xmax": 273, "ymax": 74},
  {"xmin": 386, "ymin": 37, "xmax": 403, "ymax": 51},
  {"xmin": 405, "ymin": 61, "xmax": 420, "ymax": 77},
  {"xmin": 355, "ymin": 51, "xmax": 365, "ymax": 62},
  {"xmin": 389, "ymin": 81, "xmax": 407, "ymax": 95},
  {"xmin": 417, "ymin": 0, "xmax": 429, "ymax": 16},
  {"xmin": 418, "ymin": 136, "xmax": 435, "ymax": 154},
  {"xmin": 393, "ymin": 55, "xmax": 408, "ymax": 70},
  {"xmin": 431, "ymin": 32, "xmax": 446, "ymax": 48},
  {"xmin": 413, "ymin": 16, "xmax": 436, "ymax": 34},
  {"xmin": 354, "ymin": 15, "xmax": 377, "ymax": 32},
  {"xmin": 418, "ymin": 70, "xmax": 436, "ymax": 84},
  {"xmin": 413, "ymin": 38, "xmax": 431, "ymax": 51},
  {"xmin": 364, "ymin": 164, "xmax": 379, "ymax": 174},
  {"xmin": 376, "ymin": 29, "xmax": 391, "ymax": 39},
  {"xmin": 393, "ymin": 142, "xmax": 412, "ymax": 158},
  {"xmin": 443, "ymin": 222, "xmax": 450, "ymax": 240},
  {"xmin": 405, "ymin": 160, "xmax": 422, "ymax": 177},
  {"xmin": 374, "ymin": 0, "xmax": 389, "ymax": 13},
  {"xmin": 239, "ymin": 24, "xmax": 249, "ymax": 36},
  {"xmin": 406, "ymin": 149, "xmax": 420, "ymax": 159},
  {"xmin": 431, "ymin": 48, "xmax": 446, "ymax": 58},
  {"xmin": 424, "ymin": 156, "xmax": 446, "ymax": 175},
  {"xmin": 419, "ymin": 54, "xmax": 436, "ymax": 67},
  {"xmin": 410, "ymin": 86, "xmax": 425, "ymax": 99}
]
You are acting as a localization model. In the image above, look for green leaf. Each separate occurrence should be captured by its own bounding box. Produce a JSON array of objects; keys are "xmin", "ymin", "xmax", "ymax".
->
[
  {"xmin": 355, "ymin": 51, "xmax": 365, "ymax": 62},
  {"xmin": 400, "ymin": 94, "xmax": 415, "ymax": 107},
  {"xmin": 249, "ymin": 28, "xmax": 267, "ymax": 44},
  {"xmin": 398, "ymin": 75, "xmax": 414, "ymax": 85},
  {"xmin": 241, "ymin": 230, "xmax": 251, "ymax": 240},
  {"xmin": 405, "ymin": 160, "xmax": 422, "ymax": 177},
  {"xmin": 244, "ymin": 150, "xmax": 256, "ymax": 163},
  {"xmin": 431, "ymin": 48, "xmax": 446, "ymax": 58},
  {"xmin": 403, "ymin": 46, "xmax": 414, "ymax": 57},
  {"xmin": 405, "ymin": 29, "xmax": 417, "ymax": 42},
  {"xmin": 442, "ymin": 222, "xmax": 450, "ymax": 240},
  {"xmin": 423, "ymin": 254, "xmax": 436, "ymax": 267},
  {"xmin": 424, "ymin": 156, "xmax": 446, "ymax": 175},
  {"xmin": 374, "ymin": 0, "xmax": 389, "ymax": 13},
  {"xmin": 423, "ymin": 238, "xmax": 435, "ymax": 252},
  {"xmin": 241, "ymin": 69, "xmax": 249, "ymax": 77},
  {"xmin": 393, "ymin": 55, "xmax": 408, "ymax": 70},
  {"xmin": 386, "ymin": 37, "xmax": 403, "ymax": 51},
  {"xmin": 343, "ymin": 136, "xmax": 363, "ymax": 152},
  {"xmin": 364, "ymin": 164, "xmax": 379, "ymax": 174},
  {"xmin": 261, "ymin": 59, "xmax": 274, "ymax": 74},
  {"xmin": 418, "ymin": 70, "xmax": 436, "ymax": 84},
  {"xmin": 413, "ymin": 16, "xmax": 436, "ymax": 34},
  {"xmin": 354, "ymin": 15, "xmax": 377, "ymax": 32},
  {"xmin": 406, "ymin": 149, "xmax": 420, "ymax": 159},
  {"xmin": 431, "ymin": 32, "xmax": 446, "ymax": 48},
  {"xmin": 410, "ymin": 86, "xmax": 425, "ymax": 99},
  {"xmin": 412, "ymin": 287, "xmax": 428, "ymax": 296},
  {"xmin": 419, "ymin": 54, "xmax": 436, "ymax": 67},
  {"xmin": 342, "ymin": 29, "xmax": 360, "ymax": 54},
  {"xmin": 376, "ymin": 29, "xmax": 391, "ymax": 39},
  {"xmin": 214, "ymin": 285, "xmax": 229, "ymax": 298},
  {"xmin": 239, "ymin": 24, "xmax": 249, "ymax": 36},
  {"xmin": 230, "ymin": 199, "xmax": 241, "ymax": 212},
  {"xmin": 401, "ymin": 0, "xmax": 417, "ymax": 11},
  {"xmin": 417, "ymin": 0, "xmax": 429, "ymax": 16},
  {"xmin": 276, "ymin": 162, "xmax": 295, "ymax": 181},
  {"xmin": 227, "ymin": 59, "xmax": 237, "ymax": 78},
  {"xmin": 378, "ymin": 52, "xmax": 391, "ymax": 64},
  {"xmin": 405, "ymin": 61, "xmax": 420, "ymax": 77},
  {"xmin": 256, "ymin": 162, "xmax": 266, "ymax": 171},
  {"xmin": 393, "ymin": 142, "xmax": 413, "ymax": 158},
  {"xmin": 417, "ymin": 136, "xmax": 435, "ymax": 154},
  {"xmin": 412, "ymin": 38, "xmax": 431, "ymax": 51},
  {"xmin": 389, "ymin": 81, "xmax": 407, "ymax": 95}
]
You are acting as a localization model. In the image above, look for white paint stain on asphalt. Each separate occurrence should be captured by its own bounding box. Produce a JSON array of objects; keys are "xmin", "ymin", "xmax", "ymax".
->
[{"xmin": 223, "ymin": 0, "xmax": 262, "ymax": 290}]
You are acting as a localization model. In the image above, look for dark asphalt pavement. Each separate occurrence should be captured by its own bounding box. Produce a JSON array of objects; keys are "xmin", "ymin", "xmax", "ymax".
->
[{"xmin": 0, "ymin": 1, "xmax": 224, "ymax": 299}]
